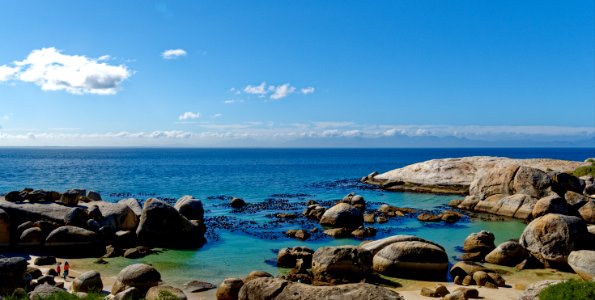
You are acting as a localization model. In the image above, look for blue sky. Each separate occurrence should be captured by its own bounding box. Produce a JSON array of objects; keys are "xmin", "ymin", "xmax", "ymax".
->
[{"xmin": 0, "ymin": 0, "xmax": 594, "ymax": 147}]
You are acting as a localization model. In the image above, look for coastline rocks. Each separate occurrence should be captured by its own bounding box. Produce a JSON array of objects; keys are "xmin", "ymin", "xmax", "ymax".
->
[
  {"xmin": 341, "ymin": 193, "xmax": 366, "ymax": 211},
  {"xmin": 0, "ymin": 208, "xmax": 10, "ymax": 246},
  {"xmin": 567, "ymin": 250, "xmax": 595, "ymax": 281},
  {"xmin": 0, "ymin": 257, "xmax": 27, "ymax": 295},
  {"xmin": 29, "ymin": 284, "xmax": 66, "ymax": 300},
  {"xmin": 471, "ymin": 194, "xmax": 537, "ymax": 220},
  {"xmin": 59, "ymin": 190, "xmax": 80, "ymax": 206},
  {"xmin": 238, "ymin": 277, "xmax": 404, "ymax": 300},
  {"xmin": 319, "ymin": 203, "xmax": 363, "ymax": 229},
  {"xmin": 230, "ymin": 198, "xmax": 246, "ymax": 209},
  {"xmin": 519, "ymin": 213, "xmax": 588, "ymax": 268},
  {"xmin": 72, "ymin": 271, "xmax": 103, "ymax": 293},
  {"xmin": 531, "ymin": 195, "xmax": 573, "ymax": 219},
  {"xmin": 83, "ymin": 202, "xmax": 139, "ymax": 232},
  {"xmin": 146, "ymin": 285, "xmax": 187, "ymax": 300},
  {"xmin": 0, "ymin": 200, "xmax": 72, "ymax": 226},
  {"xmin": 19, "ymin": 227, "xmax": 43, "ymax": 246},
  {"xmin": 174, "ymin": 196, "xmax": 204, "ymax": 221},
  {"xmin": 303, "ymin": 204, "xmax": 325, "ymax": 220},
  {"xmin": 45, "ymin": 226, "xmax": 99, "ymax": 247},
  {"xmin": 118, "ymin": 198, "xmax": 143, "ymax": 218},
  {"xmin": 136, "ymin": 198, "xmax": 205, "ymax": 248},
  {"xmin": 216, "ymin": 278, "xmax": 244, "ymax": 300},
  {"xmin": 484, "ymin": 240, "xmax": 528, "ymax": 266},
  {"xmin": 578, "ymin": 200, "xmax": 595, "ymax": 224},
  {"xmin": 311, "ymin": 246, "xmax": 372, "ymax": 285},
  {"xmin": 372, "ymin": 240, "xmax": 449, "ymax": 280},
  {"xmin": 277, "ymin": 246, "xmax": 314, "ymax": 268},
  {"xmin": 112, "ymin": 263, "xmax": 161, "ymax": 295},
  {"xmin": 462, "ymin": 231, "xmax": 495, "ymax": 261}
]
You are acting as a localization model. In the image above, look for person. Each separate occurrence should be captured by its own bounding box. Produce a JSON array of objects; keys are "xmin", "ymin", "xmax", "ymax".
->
[
  {"xmin": 63, "ymin": 261, "xmax": 70, "ymax": 280},
  {"xmin": 55, "ymin": 263, "xmax": 61, "ymax": 277},
  {"xmin": 24, "ymin": 272, "xmax": 32, "ymax": 291}
]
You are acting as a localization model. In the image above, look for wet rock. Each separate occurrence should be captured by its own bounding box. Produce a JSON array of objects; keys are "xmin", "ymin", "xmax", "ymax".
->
[
  {"xmin": 175, "ymin": 195, "xmax": 204, "ymax": 221},
  {"xmin": 311, "ymin": 246, "xmax": 372, "ymax": 285},
  {"xmin": 568, "ymin": 250, "xmax": 595, "ymax": 281},
  {"xmin": 111, "ymin": 263, "xmax": 161, "ymax": 295},
  {"xmin": 183, "ymin": 280, "xmax": 217, "ymax": 293},
  {"xmin": 303, "ymin": 204, "xmax": 326, "ymax": 220},
  {"xmin": 417, "ymin": 212, "xmax": 442, "ymax": 222},
  {"xmin": 372, "ymin": 240, "xmax": 448, "ymax": 280},
  {"xmin": 72, "ymin": 270, "xmax": 103, "ymax": 293},
  {"xmin": 277, "ymin": 246, "xmax": 314, "ymax": 268},
  {"xmin": 520, "ymin": 213, "xmax": 588, "ymax": 268},
  {"xmin": 351, "ymin": 226, "xmax": 376, "ymax": 239},
  {"xmin": 286, "ymin": 229, "xmax": 310, "ymax": 241},
  {"xmin": 319, "ymin": 203, "xmax": 363, "ymax": 229},
  {"xmin": 363, "ymin": 213, "xmax": 375, "ymax": 223},
  {"xmin": 216, "ymin": 278, "xmax": 243, "ymax": 300},
  {"xmin": 441, "ymin": 210, "xmax": 462, "ymax": 223},
  {"xmin": 376, "ymin": 216, "xmax": 388, "ymax": 223},
  {"xmin": 532, "ymin": 195, "xmax": 573, "ymax": 219},
  {"xmin": 230, "ymin": 197, "xmax": 246, "ymax": 209},
  {"xmin": 342, "ymin": 193, "xmax": 366, "ymax": 211},
  {"xmin": 323, "ymin": 228, "xmax": 350, "ymax": 238},
  {"xmin": 485, "ymin": 240, "xmax": 528, "ymax": 266},
  {"xmin": 238, "ymin": 277, "xmax": 404, "ymax": 300},
  {"xmin": 146, "ymin": 285, "xmax": 187, "ymax": 300},
  {"xmin": 377, "ymin": 204, "xmax": 406, "ymax": 217}
]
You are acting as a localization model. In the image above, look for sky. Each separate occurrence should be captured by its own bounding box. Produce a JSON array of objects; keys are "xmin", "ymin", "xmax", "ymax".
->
[{"xmin": 0, "ymin": 0, "xmax": 594, "ymax": 147}]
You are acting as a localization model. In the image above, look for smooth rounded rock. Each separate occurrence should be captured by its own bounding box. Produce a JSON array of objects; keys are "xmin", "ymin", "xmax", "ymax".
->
[
  {"xmin": 568, "ymin": 250, "xmax": 595, "ymax": 281},
  {"xmin": 485, "ymin": 240, "xmax": 528, "ymax": 266},
  {"xmin": 72, "ymin": 270, "xmax": 103, "ymax": 293},
  {"xmin": 146, "ymin": 285, "xmax": 187, "ymax": 300},
  {"xmin": 175, "ymin": 196, "xmax": 204, "ymax": 221},
  {"xmin": 319, "ymin": 203, "xmax": 363, "ymax": 229},
  {"xmin": 372, "ymin": 240, "xmax": 448, "ymax": 280},
  {"xmin": 311, "ymin": 246, "xmax": 372, "ymax": 285},
  {"xmin": 216, "ymin": 278, "xmax": 243, "ymax": 300},
  {"xmin": 111, "ymin": 263, "xmax": 161, "ymax": 295}
]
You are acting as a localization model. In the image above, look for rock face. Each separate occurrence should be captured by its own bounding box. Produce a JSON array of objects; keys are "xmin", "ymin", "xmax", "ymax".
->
[
  {"xmin": 72, "ymin": 270, "xmax": 103, "ymax": 293},
  {"xmin": 532, "ymin": 195, "xmax": 573, "ymax": 219},
  {"xmin": 520, "ymin": 214, "xmax": 588, "ymax": 268},
  {"xmin": 174, "ymin": 196, "xmax": 204, "ymax": 221},
  {"xmin": 462, "ymin": 231, "xmax": 495, "ymax": 261},
  {"xmin": 568, "ymin": 250, "xmax": 595, "ymax": 281},
  {"xmin": 82, "ymin": 202, "xmax": 139, "ymax": 231},
  {"xmin": 0, "ymin": 200, "xmax": 73, "ymax": 225},
  {"xmin": 146, "ymin": 285, "xmax": 187, "ymax": 300},
  {"xmin": 0, "ymin": 208, "xmax": 10, "ymax": 246},
  {"xmin": 311, "ymin": 246, "xmax": 372, "ymax": 285},
  {"xmin": 277, "ymin": 246, "xmax": 314, "ymax": 268},
  {"xmin": 111, "ymin": 263, "xmax": 161, "ymax": 295},
  {"xmin": 0, "ymin": 257, "xmax": 27, "ymax": 295},
  {"xmin": 118, "ymin": 198, "xmax": 143, "ymax": 218},
  {"xmin": 365, "ymin": 156, "xmax": 582, "ymax": 194},
  {"xmin": 484, "ymin": 240, "xmax": 528, "ymax": 266},
  {"xmin": 372, "ymin": 240, "xmax": 448, "ymax": 280},
  {"xmin": 136, "ymin": 198, "xmax": 205, "ymax": 248},
  {"xmin": 238, "ymin": 277, "xmax": 404, "ymax": 300},
  {"xmin": 319, "ymin": 203, "xmax": 363, "ymax": 229},
  {"xmin": 45, "ymin": 225, "xmax": 99, "ymax": 247}
]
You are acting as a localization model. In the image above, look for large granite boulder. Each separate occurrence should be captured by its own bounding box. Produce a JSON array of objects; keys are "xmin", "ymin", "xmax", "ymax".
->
[
  {"xmin": 174, "ymin": 196, "xmax": 204, "ymax": 221},
  {"xmin": 462, "ymin": 231, "xmax": 495, "ymax": 261},
  {"xmin": 19, "ymin": 227, "xmax": 44, "ymax": 246},
  {"xmin": 360, "ymin": 235, "xmax": 445, "ymax": 255},
  {"xmin": 45, "ymin": 226, "xmax": 99, "ymax": 247},
  {"xmin": 72, "ymin": 270, "xmax": 103, "ymax": 293},
  {"xmin": 520, "ymin": 214, "xmax": 588, "ymax": 268},
  {"xmin": 470, "ymin": 165, "xmax": 520, "ymax": 199},
  {"xmin": 0, "ymin": 208, "xmax": 9, "ymax": 246},
  {"xmin": 372, "ymin": 240, "xmax": 448, "ymax": 280},
  {"xmin": 485, "ymin": 240, "xmax": 528, "ymax": 266},
  {"xmin": 238, "ymin": 277, "xmax": 404, "ymax": 300},
  {"xmin": 118, "ymin": 198, "xmax": 143, "ymax": 218},
  {"xmin": 216, "ymin": 278, "xmax": 244, "ymax": 300},
  {"xmin": 0, "ymin": 257, "xmax": 27, "ymax": 295},
  {"xmin": 277, "ymin": 246, "xmax": 314, "ymax": 268},
  {"xmin": 0, "ymin": 200, "xmax": 72, "ymax": 225},
  {"xmin": 342, "ymin": 193, "xmax": 366, "ymax": 211},
  {"xmin": 146, "ymin": 285, "xmax": 187, "ymax": 300},
  {"xmin": 136, "ymin": 198, "xmax": 205, "ymax": 248},
  {"xmin": 565, "ymin": 191, "xmax": 590, "ymax": 209},
  {"xmin": 82, "ymin": 202, "xmax": 138, "ymax": 231},
  {"xmin": 64, "ymin": 207, "xmax": 88, "ymax": 227},
  {"xmin": 472, "ymin": 194, "xmax": 537, "ymax": 220},
  {"xmin": 311, "ymin": 246, "xmax": 372, "ymax": 285},
  {"xmin": 567, "ymin": 250, "xmax": 595, "ymax": 281},
  {"xmin": 319, "ymin": 203, "xmax": 363, "ymax": 229},
  {"xmin": 532, "ymin": 195, "xmax": 573, "ymax": 219},
  {"xmin": 112, "ymin": 263, "xmax": 161, "ymax": 295},
  {"xmin": 29, "ymin": 284, "xmax": 67, "ymax": 300},
  {"xmin": 578, "ymin": 200, "xmax": 595, "ymax": 224},
  {"xmin": 60, "ymin": 190, "xmax": 81, "ymax": 206},
  {"xmin": 512, "ymin": 166, "xmax": 552, "ymax": 199}
]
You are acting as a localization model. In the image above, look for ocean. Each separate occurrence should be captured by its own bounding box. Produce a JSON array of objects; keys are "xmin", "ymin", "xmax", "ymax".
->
[{"xmin": 0, "ymin": 147, "xmax": 593, "ymax": 285}]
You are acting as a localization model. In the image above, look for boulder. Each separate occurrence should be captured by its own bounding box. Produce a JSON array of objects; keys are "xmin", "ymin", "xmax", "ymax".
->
[
  {"xmin": 568, "ymin": 250, "xmax": 595, "ymax": 281},
  {"xmin": 578, "ymin": 200, "xmax": 595, "ymax": 224},
  {"xmin": 0, "ymin": 201, "xmax": 72, "ymax": 225},
  {"xmin": 87, "ymin": 205, "xmax": 103, "ymax": 221},
  {"xmin": 552, "ymin": 172, "xmax": 584, "ymax": 194},
  {"xmin": 112, "ymin": 263, "xmax": 161, "ymax": 295},
  {"xmin": 87, "ymin": 191, "xmax": 102, "ymax": 201},
  {"xmin": 123, "ymin": 246, "xmax": 153, "ymax": 259},
  {"xmin": 34, "ymin": 256, "xmax": 56, "ymax": 266},
  {"xmin": 146, "ymin": 285, "xmax": 187, "ymax": 300},
  {"xmin": 82, "ymin": 201, "xmax": 139, "ymax": 231},
  {"xmin": 473, "ymin": 193, "xmax": 537, "ymax": 219},
  {"xmin": 417, "ymin": 212, "xmax": 442, "ymax": 222},
  {"xmin": 484, "ymin": 240, "xmax": 528, "ymax": 266},
  {"xmin": 244, "ymin": 271, "xmax": 272, "ymax": 284},
  {"xmin": 37, "ymin": 275, "xmax": 56, "ymax": 285},
  {"xmin": 238, "ymin": 277, "xmax": 404, "ymax": 300},
  {"xmin": 520, "ymin": 214, "xmax": 588, "ymax": 268},
  {"xmin": 323, "ymin": 228, "xmax": 350, "ymax": 238},
  {"xmin": 0, "ymin": 257, "xmax": 27, "ymax": 295},
  {"xmin": 360, "ymin": 235, "xmax": 445, "ymax": 256},
  {"xmin": 230, "ymin": 197, "xmax": 246, "ymax": 208},
  {"xmin": 64, "ymin": 207, "xmax": 88, "ymax": 227},
  {"xmin": 113, "ymin": 287, "xmax": 141, "ymax": 300},
  {"xmin": 518, "ymin": 280, "xmax": 562, "ymax": 300},
  {"xmin": 463, "ymin": 231, "xmax": 495, "ymax": 258},
  {"xmin": 26, "ymin": 266, "xmax": 43, "ymax": 279},
  {"xmin": 286, "ymin": 229, "xmax": 310, "ymax": 241},
  {"xmin": 29, "ymin": 284, "xmax": 66, "ymax": 300},
  {"xmin": 372, "ymin": 240, "xmax": 448, "ymax": 280},
  {"xmin": 342, "ymin": 193, "xmax": 366, "ymax": 211},
  {"xmin": 183, "ymin": 280, "xmax": 217, "ymax": 293},
  {"xmin": 17, "ymin": 221, "xmax": 34, "ymax": 235},
  {"xmin": 511, "ymin": 166, "xmax": 552, "ymax": 199},
  {"xmin": 319, "ymin": 203, "xmax": 363, "ymax": 229},
  {"xmin": 174, "ymin": 196, "xmax": 204, "ymax": 221},
  {"xmin": 469, "ymin": 164, "xmax": 520, "ymax": 199},
  {"xmin": 60, "ymin": 190, "xmax": 81, "ymax": 206},
  {"xmin": 5, "ymin": 191, "xmax": 24, "ymax": 202},
  {"xmin": 351, "ymin": 226, "xmax": 376, "ymax": 239},
  {"xmin": 72, "ymin": 271, "xmax": 103, "ymax": 293},
  {"xmin": 420, "ymin": 285, "xmax": 449, "ymax": 297},
  {"xmin": 216, "ymin": 278, "xmax": 243, "ymax": 300},
  {"xmin": 0, "ymin": 208, "xmax": 10, "ymax": 246},
  {"xmin": 532, "ymin": 195, "xmax": 573, "ymax": 219},
  {"xmin": 136, "ymin": 198, "xmax": 204, "ymax": 248},
  {"xmin": 19, "ymin": 227, "xmax": 44, "ymax": 246},
  {"xmin": 449, "ymin": 261, "xmax": 489, "ymax": 278},
  {"xmin": 311, "ymin": 246, "xmax": 372, "ymax": 285},
  {"xmin": 277, "ymin": 246, "xmax": 314, "ymax": 268},
  {"xmin": 363, "ymin": 213, "xmax": 375, "ymax": 223},
  {"xmin": 118, "ymin": 198, "xmax": 143, "ymax": 217},
  {"xmin": 565, "ymin": 191, "xmax": 589, "ymax": 209},
  {"xmin": 45, "ymin": 226, "xmax": 99, "ymax": 247},
  {"xmin": 303, "ymin": 204, "xmax": 325, "ymax": 220}
]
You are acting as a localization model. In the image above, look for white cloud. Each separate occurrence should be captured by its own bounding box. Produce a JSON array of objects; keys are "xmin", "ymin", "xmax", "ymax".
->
[
  {"xmin": 97, "ymin": 55, "xmax": 111, "ymax": 61},
  {"xmin": 243, "ymin": 82, "xmax": 267, "ymax": 95},
  {"xmin": 178, "ymin": 111, "xmax": 200, "ymax": 120},
  {"xmin": 161, "ymin": 49, "xmax": 187, "ymax": 59},
  {"xmin": 301, "ymin": 87, "xmax": 315, "ymax": 94},
  {"xmin": 270, "ymin": 83, "xmax": 296, "ymax": 100},
  {"xmin": 212, "ymin": 113, "xmax": 223, "ymax": 118},
  {"xmin": 1, "ymin": 47, "xmax": 131, "ymax": 95},
  {"xmin": 224, "ymin": 99, "xmax": 244, "ymax": 104}
]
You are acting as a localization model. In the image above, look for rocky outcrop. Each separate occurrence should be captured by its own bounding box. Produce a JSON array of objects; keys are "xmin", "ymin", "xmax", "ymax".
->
[
  {"xmin": 216, "ymin": 278, "xmax": 244, "ymax": 300},
  {"xmin": 136, "ymin": 198, "xmax": 205, "ymax": 248},
  {"xmin": 112, "ymin": 263, "xmax": 161, "ymax": 295},
  {"xmin": 341, "ymin": 193, "xmax": 366, "ymax": 211},
  {"xmin": 567, "ymin": 250, "xmax": 595, "ymax": 281},
  {"xmin": 72, "ymin": 270, "xmax": 103, "ymax": 293},
  {"xmin": 82, "ymin": 202, "xmax": 138, "ymax": 232},
  {"xmin": 238, "ymin": 277, "xmax": 404, "ymax": 300},
  {"xmin": 484, "ymin": 240, "xmax": 528, "ymax": 266},
  {"xmin": 0, "ymin": 257, "xmax": 27, "ymax": 295},
  {"xmin": 462, "ymin": 231, "xmax": 495, "ymax": 262},
  {"xmin": 319, "ymin": 203, "xmax": 363, "ymax": 229},
  {"xmin": 146, "ymin": 285, "xmax": 187, "ymax": 300},
  {"xmin": 174, "ymin": 196, "xmax": 204, "ymax": 221},
  {"xmin": 311, "ymin": 246, "xmax": 372, "ymax": 285},
  {"xmin": 45, "ymin": 226, "xmax": 99, "ymax": 247},
  {"xmin": 520, "ymin": 214, "xmax": 588, "ymax": 268},
  {"xmin": 29, "ymin": 284, "xmax": 66, "ymax": 300},
  {"xmin": 372, "ymin": 240, "xmax": 448, "ymax": 280},
  {"xmin": 277, "ymin": 246, "xmax": 314, "ymax": 268}
]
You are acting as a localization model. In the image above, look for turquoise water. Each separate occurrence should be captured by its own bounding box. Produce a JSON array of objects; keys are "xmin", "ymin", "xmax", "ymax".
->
[{"xmin": 0, "ymin": 148, "xmax": 592, "ymax": 284}]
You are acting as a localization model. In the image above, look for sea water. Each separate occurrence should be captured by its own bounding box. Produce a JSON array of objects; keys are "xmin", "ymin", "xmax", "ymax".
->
[{"xmin": 0, "ymin": 148, "xmax": 592, "ymax": 284}]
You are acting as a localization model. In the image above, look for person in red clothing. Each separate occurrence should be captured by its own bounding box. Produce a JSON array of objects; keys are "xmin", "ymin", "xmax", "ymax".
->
[
  {"xmin": 55, "ymin": 262, "xmax": 61, "ymax": 276},
  {"xmin": 63, "ymin": 261, "xmax": 70, "ymax": 280}
]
